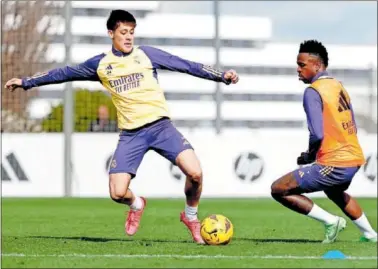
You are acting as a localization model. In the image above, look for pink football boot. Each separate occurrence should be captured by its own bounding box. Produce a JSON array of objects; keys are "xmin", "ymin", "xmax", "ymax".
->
[
  {"xmin": 125, "ymin": 197, "xmax": 147, "ymax": 236},
  {"xmin": 180, "ymin": 211, "xmax": 205, "ymax": 244}
]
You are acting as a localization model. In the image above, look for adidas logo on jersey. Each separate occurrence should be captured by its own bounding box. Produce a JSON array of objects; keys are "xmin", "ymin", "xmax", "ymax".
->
[
  {"xmin": 338, "ymin": 90, "xmax": 351, "ymax": 112},
  {"xmin": 106, "ymin": 64, "xmax": 113, "ymax": 75}
]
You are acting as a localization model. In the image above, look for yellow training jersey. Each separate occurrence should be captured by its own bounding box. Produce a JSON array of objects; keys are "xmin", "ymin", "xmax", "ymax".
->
[
  {"xmin": 22, "ymin": 45, "xmax": 231, "ymax": 130},
  {"xmin": 302, "ymin": 72, "xmax": 365, "ymax": 167},
  {"xmin": 310, "ymin": 76, "xmax": 365, "ymax": 167}
]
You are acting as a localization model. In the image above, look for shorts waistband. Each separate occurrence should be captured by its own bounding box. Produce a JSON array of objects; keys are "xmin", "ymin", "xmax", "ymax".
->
[{"xmin": 120, "ymin": 117, "xmax": 169, "ymax": 134}]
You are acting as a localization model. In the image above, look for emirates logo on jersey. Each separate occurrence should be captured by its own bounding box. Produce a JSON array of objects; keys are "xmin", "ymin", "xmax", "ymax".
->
[{"xmin": 108, "ymin": 73, "xmax": 144, "ymax": 93}]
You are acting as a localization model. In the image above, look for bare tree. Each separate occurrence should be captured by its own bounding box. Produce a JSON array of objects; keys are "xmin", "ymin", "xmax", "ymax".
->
[{"xmin": 1, "ymin": 0, "xmax": 61, "ymax": 132}]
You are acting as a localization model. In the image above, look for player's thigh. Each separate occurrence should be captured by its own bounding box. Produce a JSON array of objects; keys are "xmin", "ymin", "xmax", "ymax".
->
[
  {"xmin": 271, "ymin": 171, "xmax": 303, "ymax": 196},
  {"xmin": 176, "ymin": 149, "xmax": 202, "ymax": 180},
  {"xmin": 271, "ymin": 164, "xmax": 334, "ymax": 195},
  {"xmin": 149, "ymin": 121, "xmax": 201, "ymax": 179},
  {"xmin": 292, "ymin": 164, "xmax": 351, "ymax": 194},
  {"xmin": 149, "ymin": 120, "xmax": 194, "ymax": 165},
  {"xmin": 108, "ymin": 131, "xmax": 149, "ymax": 182}
]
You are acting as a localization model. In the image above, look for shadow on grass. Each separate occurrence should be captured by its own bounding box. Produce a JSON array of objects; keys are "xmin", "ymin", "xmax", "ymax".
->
[
  {"xmin": 26, "ymin": 235, "xmax": 323, "ymax": 244},
  {"xmin": 27, "ymin": 235, "xmax": 193, "ymax": 245},
  {"xmin": 234, "ymin": 237, "xmax": 323, "ymax": 243}
]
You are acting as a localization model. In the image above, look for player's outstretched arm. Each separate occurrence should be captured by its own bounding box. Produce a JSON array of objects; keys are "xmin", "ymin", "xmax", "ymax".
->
[
  {"xmin": 4, "ymin": 53, "xmax": 105, "ymax": 92},
  {"xmin": 139, "ymin": 45, "xmax": 239, "ymax": 85}
]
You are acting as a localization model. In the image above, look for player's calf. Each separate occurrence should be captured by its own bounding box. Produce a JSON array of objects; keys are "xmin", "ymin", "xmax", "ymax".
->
[
  {"xmin": 184, "ymin": 170, "xmax": 203, "ymax": 207},
  {"xmin": 176, "ymin": 149, "xmax": 205, "ymax": 244},
  {"xmin": 183, "ymin": 170, "xmax": 202, "ymax": 222},
  {"xmin": 109, "ymin": 173, "xmax": 146, "ymax": 236},
  {"xmin": 324, "ymin": 190, "xmax": 361, "ymax": 220},
  {"xmin": 176, "ymin": 149, "xmax": 203, "ymax": 218}
]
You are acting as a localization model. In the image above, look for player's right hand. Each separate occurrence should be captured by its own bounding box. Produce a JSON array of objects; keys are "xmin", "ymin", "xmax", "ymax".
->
[
  {"xmin": 223, "ymin": 69, "xmax": 239, "ymax": 84},
  {"xmin": 4, "ymin": 78, "xmax": 23, "ymax": 92}
]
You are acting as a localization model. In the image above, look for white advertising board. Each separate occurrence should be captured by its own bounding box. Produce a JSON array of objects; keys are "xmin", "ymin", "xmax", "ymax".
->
[
  {"xmin": 1, "ymin": 134, "xmax": 65, "ymax": 197},
  {"xmin": 2, "ymin": 131, "xmax": 377, "ymax": 198}
]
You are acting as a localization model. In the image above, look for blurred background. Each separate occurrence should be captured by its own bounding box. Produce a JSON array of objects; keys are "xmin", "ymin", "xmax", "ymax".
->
[{"xmin": 1, "ymin": 1, "xmax": 377, "ymax": 198}]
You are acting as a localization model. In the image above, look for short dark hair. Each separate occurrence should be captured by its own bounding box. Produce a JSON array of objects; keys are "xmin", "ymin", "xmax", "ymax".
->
[
  {"xmin": 299, "ymin": 40, "xmax": 329, "ymax": 68},
  {"xmin": 106, "ymin": 10, "xmax": 136, "ymax": 31}
]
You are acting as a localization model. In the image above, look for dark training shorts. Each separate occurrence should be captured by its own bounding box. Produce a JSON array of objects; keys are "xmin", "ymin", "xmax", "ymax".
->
[
  {"xmin": 108, "ymin": 118, "xmax": 193, "ymax": 177},
  {"xmin": 293, "ymin": 163, "xmax": 360, "ymax": 193}
]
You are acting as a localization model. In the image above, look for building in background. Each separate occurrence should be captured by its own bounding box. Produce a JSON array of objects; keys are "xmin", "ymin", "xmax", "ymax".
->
[{"xmin": 2, "ymin": 1, "xmax": 376, "ymax": 134}]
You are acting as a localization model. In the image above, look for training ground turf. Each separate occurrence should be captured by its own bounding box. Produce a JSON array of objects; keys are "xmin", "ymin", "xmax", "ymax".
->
[{"xmin": 2, "ymin": 198, "xmax": 377, "ymax": 268}]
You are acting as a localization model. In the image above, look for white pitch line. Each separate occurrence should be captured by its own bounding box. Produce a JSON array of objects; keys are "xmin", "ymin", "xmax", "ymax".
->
[{"xmin": 1, "ymin": 253, "xmax": 377, "ymax": 260}]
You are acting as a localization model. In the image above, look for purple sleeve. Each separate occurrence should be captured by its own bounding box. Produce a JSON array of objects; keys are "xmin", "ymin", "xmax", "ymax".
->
[
  {"xmin": 303, "ymin": 87, "xmax": 324, "ymax": 157},
  {"xmin": 139, "ymin": 45, "xmax": 231, "ymax": 84},
  {"xmin": 350, "ymin": 102, "xmax": 358, "ymax": 133},
  {"xmin": 22, "ymin": 53, "xmax": 105, "ymax": 90}
]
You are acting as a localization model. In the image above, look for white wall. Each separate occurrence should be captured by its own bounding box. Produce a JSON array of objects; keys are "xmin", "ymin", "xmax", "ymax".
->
[{"xmin": 2, "ymin": 131, "xmax": 377, "ymax": 198}]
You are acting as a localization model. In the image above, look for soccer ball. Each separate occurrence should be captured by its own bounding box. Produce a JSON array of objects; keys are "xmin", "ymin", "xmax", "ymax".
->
[{"xmin": 200, "ymin": 214, "xmax": 234, "ymax": 245}]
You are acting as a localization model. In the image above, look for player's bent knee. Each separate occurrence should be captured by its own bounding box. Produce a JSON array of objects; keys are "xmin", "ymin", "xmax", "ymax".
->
[
  {"xmin": 109, "ymin": 183, "xmax": 127, "ymax": 201},
  {"xmin": 270, "ymin": 181, "xmax": 283, "ymax": 196},
  {"xmin": 270, "ymin": 187, "xmax": 286, "ymax": 201},
  {"xmin": 110, "ymin": 195, "xmax": 123, "ymax": 203},
  {"xmin": 271, "ymin": 188, "xmax": 283, "ymax": 199},
  {"xmin": 270, "ymin": 180, "xmax": 289, "ymax": 202},
  {"xmin": 109, "ymin": 173, "xmax": 132, "ymax": 201},
  {"xmin": 187, "ymin": 169, "xmax": 203, "ymax": 183},
  {"xmin": 176, "ymin": 149, "xmax": 203, "ymax": 183},
  {"xmin": 110, "ymin": 189, "xmax": 127, "ymax": 202}
]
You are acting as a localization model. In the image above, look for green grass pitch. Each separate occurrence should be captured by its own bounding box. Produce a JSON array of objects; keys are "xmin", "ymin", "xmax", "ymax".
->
[{"xmin": 2, "ymin": 198, "xmax": 377, "ymax": 268}]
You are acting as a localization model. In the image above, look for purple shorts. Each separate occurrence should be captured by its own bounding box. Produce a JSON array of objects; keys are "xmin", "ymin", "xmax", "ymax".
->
[
  {"xmin": 293, "ymin": 163, "xmax": 360, "ymax": 193},
  {"xmin": 108, "ymin": 118, "xmax": 193, "ymax": 177}
]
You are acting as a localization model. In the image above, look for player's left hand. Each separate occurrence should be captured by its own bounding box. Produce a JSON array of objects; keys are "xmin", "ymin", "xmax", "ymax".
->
[
  {"xmin": 297, "ymin": 152, "xmax": 315, "ymax": 165},
  {"xmin": 223, "ymin": 69, "xmax": 239, "ymax": 84}
]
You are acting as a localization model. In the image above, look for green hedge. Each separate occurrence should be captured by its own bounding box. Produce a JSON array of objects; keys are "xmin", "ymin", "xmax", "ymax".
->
[{"xmin": 42, "ymin": 89, "xmax": 117, "ymax": 132}]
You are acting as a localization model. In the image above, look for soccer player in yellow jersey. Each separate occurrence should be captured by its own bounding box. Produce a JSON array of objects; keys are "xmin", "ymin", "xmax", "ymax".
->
[
  {"xmin": 5, "ymin": 10, "xmax": 239, "ymax": 244},
  {"xmin": 270, "ymin": 40, "xmax": 377, "ymax": 243}
]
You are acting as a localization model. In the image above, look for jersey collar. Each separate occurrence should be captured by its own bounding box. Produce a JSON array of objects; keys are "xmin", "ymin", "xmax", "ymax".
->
[
  {"xmin": 112, "ymin": 46, "xmax": 134, "ymax": 57},
  {"xmin": 311, "ymin": 71, "xmax": 330, "ymax": 83}
]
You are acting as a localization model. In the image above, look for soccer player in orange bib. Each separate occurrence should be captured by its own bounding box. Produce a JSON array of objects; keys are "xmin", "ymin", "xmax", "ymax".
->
[
  {"xmin": 270, "ymin": 40, "xmax": 377, "ymax": 243},
  {"xmin": 5, "ymin": 10, "xmax": 239, "ymax": 244}
]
